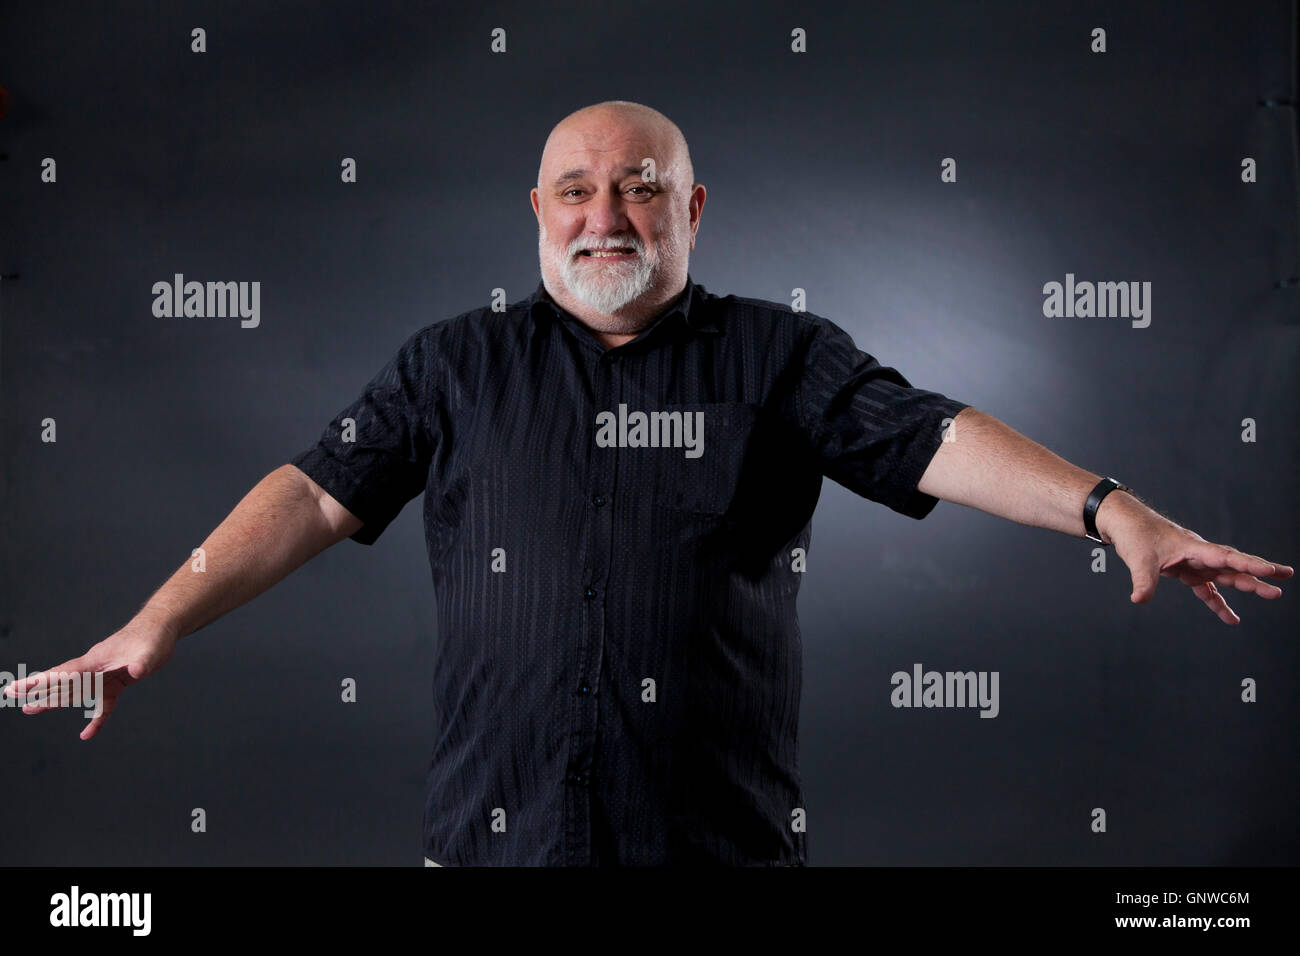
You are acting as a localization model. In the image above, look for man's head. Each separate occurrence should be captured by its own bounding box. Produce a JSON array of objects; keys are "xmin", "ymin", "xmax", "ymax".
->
[{"xmin": 531, "ymin": 101, "xmax": 705, "ymax": 333}]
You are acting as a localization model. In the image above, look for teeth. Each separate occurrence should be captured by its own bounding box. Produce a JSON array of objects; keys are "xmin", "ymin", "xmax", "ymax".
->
[{"xmin": 584, "ymin": 249, "xmax": 633, "ymax": 257}]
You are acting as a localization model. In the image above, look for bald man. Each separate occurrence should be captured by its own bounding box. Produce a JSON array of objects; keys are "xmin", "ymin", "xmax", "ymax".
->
[
  {"xmin": 9, "ymin": 100, "xmax": 1291, "ymax": 867},
  {"xmin": 532, "ymin": 101, "xmax": 699, "ymax": 348}
]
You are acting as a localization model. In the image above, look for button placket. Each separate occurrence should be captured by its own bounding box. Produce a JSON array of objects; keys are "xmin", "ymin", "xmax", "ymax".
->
[{"xmin": 564, "ymin": 348, "xmax": 619, "ymax": 865}]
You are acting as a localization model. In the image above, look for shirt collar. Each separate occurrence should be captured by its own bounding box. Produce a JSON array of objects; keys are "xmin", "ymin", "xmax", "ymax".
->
[{"xmin": 527, "ymin": 273, "xmax": 720, "ymax": 338}]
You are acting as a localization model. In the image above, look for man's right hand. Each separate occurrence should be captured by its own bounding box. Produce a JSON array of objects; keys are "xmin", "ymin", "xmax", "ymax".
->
[
  {"xmin": 3, "ymin": 465, "xmax": 360, "ymax": 741},
  {"xmin": 3, "ymin": 614, "xmax": 179, "ymax": 740}
]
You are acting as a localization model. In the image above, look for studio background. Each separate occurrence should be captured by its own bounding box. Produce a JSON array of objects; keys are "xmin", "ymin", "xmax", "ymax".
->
[{"xmin": 1, "ymin": 0, "xmax": 1296, "ymax": 865}]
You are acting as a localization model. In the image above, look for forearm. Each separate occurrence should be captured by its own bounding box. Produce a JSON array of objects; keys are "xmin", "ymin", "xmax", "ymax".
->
[
  {"xmin": 134, "ymin": 464, "xmax": 355, "ymax": 640},
  {"xmin": 916, "ymin": 406, "xmax": 1150, "ymax": 541}
]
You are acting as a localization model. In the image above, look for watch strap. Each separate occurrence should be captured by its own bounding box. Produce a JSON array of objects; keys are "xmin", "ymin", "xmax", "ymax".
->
[{"xmin": 1083, "ymin": 477, "xmax": 1131, "ymax": 544}]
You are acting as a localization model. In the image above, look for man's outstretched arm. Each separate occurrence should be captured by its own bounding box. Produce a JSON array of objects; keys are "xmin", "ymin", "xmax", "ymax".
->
[
  {"xmin": 3, "ymin": 464, "xmax": 363, "ymax": 738},
  {"xmin": 916, "ymin": 406, "xmax": 1293, "ymax": 624}
]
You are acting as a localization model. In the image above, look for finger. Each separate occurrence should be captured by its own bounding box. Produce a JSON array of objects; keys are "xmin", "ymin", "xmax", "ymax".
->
[
  {"xmin": 20, "ymin": 686, "xmax": 87, "ymax": 714},
  {"xmin": 1208, "ymin": 571, "xmax": 1285, "ymax": 598},
  {"xmin": 1180, "ymin": 543, "xmax": 1291, "ymax": 580},
  {"xmin": 1176, "ymin": 565, "xmax": 1286, "ymax": 599},
  {"xmin": 2, "ymin": 658, "xmax": 88, "ymax": 699},
  {"xmin": 2, "ymin": 640, "xmax": 125, "ymax": 699},
  {"xmin": 1194, "ymin": 580, "xmax": 1239, "ymax": 625},
  {"xmin": 20, "ymin": 689, "xmax": 61, "ymax": 715},
  {"xmin": 4, "ymin": 672, "xmax": 39, "ymax": 697},
  {"xmin": 79, "ymin": 696, "xmax": 118, "ymax": 740},
  {"xmin": 1227, "ymin": 549, "xmax": 1294, "ymax": 579},
  {"xmin": 1225, "ymin": 551, "xmax": 1293, "ymax": 580},
  {"xmin": 17, "ymin": 665, "xmax": 110, "ymax": 712}
]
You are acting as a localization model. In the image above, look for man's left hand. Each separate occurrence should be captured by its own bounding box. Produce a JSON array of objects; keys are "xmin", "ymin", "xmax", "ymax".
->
[{"xmin": 1097, "ymin": 494, "xmax": 1293, "ymax": 624}]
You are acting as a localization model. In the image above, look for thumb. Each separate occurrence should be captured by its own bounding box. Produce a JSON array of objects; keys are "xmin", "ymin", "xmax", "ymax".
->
[
  {"xmin": 125, "ymin": 658, "xmax": 154, "ymax": 681},
  {"xmin": 1129, "ymin": 562, "xmax": 1158, "ymax": 603},
  {"xmin": 125, "ymin": 645, "xmax": 172, "ymax": 680}
]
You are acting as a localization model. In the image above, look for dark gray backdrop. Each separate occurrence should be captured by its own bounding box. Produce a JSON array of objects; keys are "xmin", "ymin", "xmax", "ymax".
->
[{"xmin": 2, "ymin": 0, "xmax": 1296, "ymax": 865}]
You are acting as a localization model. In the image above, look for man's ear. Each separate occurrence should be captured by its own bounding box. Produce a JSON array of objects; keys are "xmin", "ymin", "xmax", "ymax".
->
[
  {"xmin": 530, "ymin": 187, "xmax": 541, "ymax": 221},
  {"xmin": 688, "ymin": 184, "xmax": 706, "ymax": 249}
]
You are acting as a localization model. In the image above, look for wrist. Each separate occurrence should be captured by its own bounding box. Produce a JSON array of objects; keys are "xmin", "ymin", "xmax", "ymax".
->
[
  {"xmin": 1093, "ymin": 489, "xmax": 1146, "ymax": 544},
  {"xmin": 132, "ymin": 603, "xmax": 184, "ymax": 644}
]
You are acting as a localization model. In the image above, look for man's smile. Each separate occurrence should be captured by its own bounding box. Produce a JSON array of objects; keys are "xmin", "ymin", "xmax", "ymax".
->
[{"xmin": 578, "ymin": 247, "xmax": 637, "ymax": 260}]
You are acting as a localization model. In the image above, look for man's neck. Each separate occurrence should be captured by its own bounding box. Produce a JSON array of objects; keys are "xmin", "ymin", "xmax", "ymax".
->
[
  {"xmin": 592, "ymin": 330, "xmax": 638, "ymax": 350},
  {"xmin": 547, "ymin": 279, "xmax": 689, "ymax": 346}
]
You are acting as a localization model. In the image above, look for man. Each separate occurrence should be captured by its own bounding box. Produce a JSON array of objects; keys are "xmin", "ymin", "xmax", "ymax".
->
[{"xmin": 8, "ymin": 101, "xmax": 1291, "ymax": 867}]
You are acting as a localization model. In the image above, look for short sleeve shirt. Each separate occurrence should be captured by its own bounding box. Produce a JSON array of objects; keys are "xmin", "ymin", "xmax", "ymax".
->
[{"xmin": 290, "ymin": 274, "xmax": 970, "ymax": 866}]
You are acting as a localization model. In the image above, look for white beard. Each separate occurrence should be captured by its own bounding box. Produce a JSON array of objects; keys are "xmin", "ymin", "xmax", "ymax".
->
[
  {"xmin": 562, "ymin": 251, "xmax": 655, "ymax": 314},
  {"xmin": 539, "ymin": 221, "xmax": 683, "ymax": 316}
]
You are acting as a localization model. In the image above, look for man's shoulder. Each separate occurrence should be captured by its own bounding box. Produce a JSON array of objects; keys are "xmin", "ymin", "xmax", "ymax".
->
[
  {"xmin": 704, "ymin": 284, "xmax": 834, "ymax": 342},
  {"xmin": 394, "ymin": 292, "xmax": 537, "ymax": 354}
]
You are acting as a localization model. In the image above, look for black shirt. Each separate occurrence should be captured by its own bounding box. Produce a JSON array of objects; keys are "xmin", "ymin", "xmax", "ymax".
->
[{"xmin": 290, "ymin": 274, "xmax": 970, "ymax": 866}]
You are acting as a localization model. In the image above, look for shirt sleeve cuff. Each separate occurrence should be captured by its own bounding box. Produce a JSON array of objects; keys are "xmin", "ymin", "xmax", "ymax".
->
[
  {"xmin": 289, "ymin": 444, "xmax": 392, "ymax": 546},
  {"xmin": 882, "ymin": 398, "xmax": 970, "ymax": 520}
]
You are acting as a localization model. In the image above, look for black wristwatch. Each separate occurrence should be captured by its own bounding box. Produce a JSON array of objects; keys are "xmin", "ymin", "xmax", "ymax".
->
[{"xmin": 1083, "ymin": 477, "xmax": 1132, "ymax": 544}]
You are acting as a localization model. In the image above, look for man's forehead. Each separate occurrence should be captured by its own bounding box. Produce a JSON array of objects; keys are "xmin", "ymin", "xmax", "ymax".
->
[
  {"xmin": 546, "ymin": 141, "xmax": 664, "ymax": 171},
  {"xmin": 543, "ymin": 120, "xmax": 673, "ymax": 170}
]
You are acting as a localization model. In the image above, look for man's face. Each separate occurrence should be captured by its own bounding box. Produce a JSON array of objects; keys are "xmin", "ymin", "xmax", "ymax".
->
[{"xmin": 531, "ymin": 113, "xmax": 700, "ymax": 326}]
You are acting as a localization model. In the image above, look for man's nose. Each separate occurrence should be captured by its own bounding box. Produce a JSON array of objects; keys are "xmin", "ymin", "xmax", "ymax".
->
[{"xmin": 583, "ymin": 188, "xmax": 630, "ymax": 234}]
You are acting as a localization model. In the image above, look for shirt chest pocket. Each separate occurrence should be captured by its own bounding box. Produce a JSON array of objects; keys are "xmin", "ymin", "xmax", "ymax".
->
[{"xmin": 646, "ymin": 401, "xmax": 760, "ymax": 516}]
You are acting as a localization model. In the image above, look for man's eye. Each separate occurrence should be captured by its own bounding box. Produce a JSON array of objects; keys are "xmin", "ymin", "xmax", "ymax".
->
[
  {"xmin": 628, "ymin": 185, "xmax": 653, "ymax": 196},
  {"xmin": 563, "ymin": 188, "xmax": 584, "ymax": 198}
]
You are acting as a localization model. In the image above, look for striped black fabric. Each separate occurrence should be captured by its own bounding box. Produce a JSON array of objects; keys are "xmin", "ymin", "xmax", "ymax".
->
[{"xmin": 290, "ymin": 274, "xmax": 970, "ymax": 866}]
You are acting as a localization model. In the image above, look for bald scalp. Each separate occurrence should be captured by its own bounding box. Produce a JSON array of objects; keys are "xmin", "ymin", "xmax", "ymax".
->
[{"xmin": 536, "ymin": 100, "xmax": 695, "ymax": 193}]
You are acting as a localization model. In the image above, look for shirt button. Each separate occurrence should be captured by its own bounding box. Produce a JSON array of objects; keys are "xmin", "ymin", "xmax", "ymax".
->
[
  {"xmin": 569, "ymin": 772, "xmax": 589, "ymax": 786},
  {"xmin": 577, "ymin": 684, "xmax": 591, "ymax": 696},
  {"xmin": 592, "ymin": 494, "xmax": 605, "ymax": 507},
  {"xmin": 584, "ymin": 586, "xmax": 597, "ymax": 600}
]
